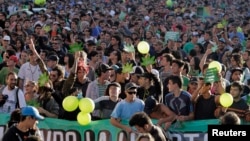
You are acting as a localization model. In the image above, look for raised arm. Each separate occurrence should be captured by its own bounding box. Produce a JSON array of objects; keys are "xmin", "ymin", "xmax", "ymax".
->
[
  {"xmin": 62, "ymin": 52, "xmax": 80, "ymax": 97},
  {"xmin": 199, "ymin": 49, "xmax": 212, "ymax": 72},
  {"xmin": 29, "ymin": 39, "xmax": 48, "ymax": 75}
]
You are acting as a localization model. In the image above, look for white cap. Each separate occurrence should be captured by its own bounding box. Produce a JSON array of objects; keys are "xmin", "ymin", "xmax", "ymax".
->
[
  {"xmin": 63, "ymin": 27, "xmax": 71, "ymax": 31},
  {"xmin": 3, "ymin": 35, "xmax": 10, "ymax": 41},
  {"xmin": 109, "ymin": 10, "xmax": 115, "ymax": 17},
  {"xmin": 144, "ymin": 16, "xmax": 150, "ymax": 21}
]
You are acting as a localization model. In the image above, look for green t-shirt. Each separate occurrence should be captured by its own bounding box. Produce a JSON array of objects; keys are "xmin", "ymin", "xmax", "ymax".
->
[
  {"xmin": 183, "ymin": 42, "xmax": 195, "ymax": 54},
  {"xmin": 182, "ymin": 76, "xmax": 190, "ymax": 91},
  {"xmin": 0, "ymin": 67, "xmax": 19, "ymax": 85}
]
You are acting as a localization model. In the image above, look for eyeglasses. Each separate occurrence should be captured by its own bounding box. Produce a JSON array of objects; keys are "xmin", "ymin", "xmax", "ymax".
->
[
  {"xmin": 127, "ymin": 91, "xmax": 137, "ymax": 95},
  {"xmin": 52, "ymin": 43, "xmax": 59, "ymax": 45},
  {"xmin": 24, "ymin": 85, "xmax": 31, "ymax": 87}
]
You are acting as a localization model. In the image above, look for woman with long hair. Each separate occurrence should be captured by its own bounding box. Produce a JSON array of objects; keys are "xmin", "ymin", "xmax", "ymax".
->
[
  {"xmin": 15, "ymin": 38, "xmax": 25, "ymax": 59},
  {"xmin": 63, "ymin": 53, "xmax": 75, "ymax": 78},
  {"xmin": 24, "ymin": 81, "xmax": 39, "ymax": 106},
  {"xmin": 37, "ymin": 80, "xmax": 60, "ymax": 118}
]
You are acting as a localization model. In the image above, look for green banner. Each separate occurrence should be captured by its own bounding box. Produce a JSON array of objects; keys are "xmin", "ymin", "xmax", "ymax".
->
[{"xmin": 0, "ymin": 113, "xmax": 249, "ymax": 141}]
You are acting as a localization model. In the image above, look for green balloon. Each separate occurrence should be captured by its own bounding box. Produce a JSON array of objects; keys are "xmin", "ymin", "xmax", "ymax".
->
[
  {"xmin": 208, "ymin": 61, "xmax": 222, "ymax": 73},
  {"xmin": 79, "ymin": 98, "xmax": 95, "ymax": 113},
  {"xmin": 77, "ymin": 112, "xmax": 91, "ymax": 125},
  {"xmin": 62, "ymin": 96, "xmax": 79, "ymax": 112},
  {"xmin": 220, "ymin": 93, "xmax": 233, "ymax": 108},
  {"xmin": 166, "ymin": 0, "xmax": 173, "ymax": 7}
]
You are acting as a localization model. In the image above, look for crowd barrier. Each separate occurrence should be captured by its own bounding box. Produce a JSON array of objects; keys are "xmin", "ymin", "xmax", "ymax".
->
[{"xmin": 1, "ymin": 113, "xmax": 249, "ymax": 141}]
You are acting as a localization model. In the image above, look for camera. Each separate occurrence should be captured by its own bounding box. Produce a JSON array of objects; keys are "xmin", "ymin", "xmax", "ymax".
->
[{"xmin": 0, "ymin": 95, "xmax": 8, "ymax": 107}]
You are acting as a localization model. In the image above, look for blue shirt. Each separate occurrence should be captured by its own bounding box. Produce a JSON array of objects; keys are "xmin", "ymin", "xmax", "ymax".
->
[
  {"xmin": 165, "ymin": 90, "xmax": 193, "ymax": 116},
  {"xmin": 111, "ymin": 98, "xmax": 145, "ymax": 120}
]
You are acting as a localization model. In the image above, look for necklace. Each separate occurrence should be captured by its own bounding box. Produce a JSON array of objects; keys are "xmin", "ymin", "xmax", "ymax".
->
[{"xmin": 29, "ymin": 63, "xmax": 38, "ymax": 81}]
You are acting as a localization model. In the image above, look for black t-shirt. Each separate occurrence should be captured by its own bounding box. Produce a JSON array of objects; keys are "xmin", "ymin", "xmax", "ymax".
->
[
  {"xmin": 194, "ymin": 95, "xmax": 217, "ymax": 120},
  {"xmin": 149, "ymin": 125, "xmax": 168, "ymax": 141},
  {"xmin": 230, "ymin": 98, "xmax": 249, "ymax": 111},
  {"xmin": 2, "ymin": 125, "xmax": 30, "ymax": 141}
]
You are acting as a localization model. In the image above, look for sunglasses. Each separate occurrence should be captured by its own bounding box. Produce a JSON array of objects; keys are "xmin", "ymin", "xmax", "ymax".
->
[
  {"xmin": 127, "ymin": 91, "xmax": 137, "ymax": 95},
  {"xmin": 50, "ymin": 74, "xmax": 57, "ymax": 77}
]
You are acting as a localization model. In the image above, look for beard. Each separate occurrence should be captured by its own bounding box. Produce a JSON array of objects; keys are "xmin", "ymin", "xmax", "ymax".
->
[{"xmin": 9, "ymin": 84, "xmax": 16, "ymax": 90}]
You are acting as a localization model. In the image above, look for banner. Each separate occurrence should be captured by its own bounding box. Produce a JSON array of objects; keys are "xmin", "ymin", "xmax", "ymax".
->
[{"xmin": 0, "ymin": 114, "xmax": 249, "ymax": 141}]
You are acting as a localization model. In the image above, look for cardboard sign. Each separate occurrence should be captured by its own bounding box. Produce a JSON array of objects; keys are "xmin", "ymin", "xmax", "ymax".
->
[{"xmin": 165, "ymin": 31, "xmax": 179, "ymax": 41}]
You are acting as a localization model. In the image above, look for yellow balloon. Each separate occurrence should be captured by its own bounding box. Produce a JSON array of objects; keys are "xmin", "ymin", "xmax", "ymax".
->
[
  {"xmin": 208, "ymin": 61, "xmax": 222, "ymax": 73},
  {"xmin": 217, "ymin": 23, "xmax": 224, "ymax": 29},
  {"xmin": 137, "ymin": 41, "xmax": 150, "ymax": 54},
  {"xmin": 77, "ymin": 112, "xmax": 91, "ymax": 125},
  {"xmin": 79, "ymin": 98, "xmax": 95, "ymax": 113},
  {"xmin": 62, "ymin": 96, "xmax": 79, "ymax": 112},
  {"xmin": 34, "ymin": 0, "xmax": 46, "ymax": 6},
  {"xmin": 220, "ymin": 93, "xmax": 233, "ymax": 107}
]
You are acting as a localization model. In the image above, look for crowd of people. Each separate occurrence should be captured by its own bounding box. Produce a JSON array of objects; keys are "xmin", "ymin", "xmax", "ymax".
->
[{"xmin": 0, "ymin": 0, "xmax": 250, "ymax": 140}]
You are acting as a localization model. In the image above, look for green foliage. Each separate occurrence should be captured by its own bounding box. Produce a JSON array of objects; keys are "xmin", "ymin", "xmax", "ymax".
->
[
  {"xmin": 69, "ymin": 42, "xmax": 83, "ymax": 53},
  {"xmin": 123, "ymin": 44, "xmax": 135, "ymax": 52},
  {"xmin": 122, "ymin": 63, "xmax": 133, "ymax": 73},
  {"xmin": 38, "ymin": 73, "xmax": 49, "ymax": 87},
  {"xmin": 141, "ymin": 55, "xmax": 155, "ymax": 66}
]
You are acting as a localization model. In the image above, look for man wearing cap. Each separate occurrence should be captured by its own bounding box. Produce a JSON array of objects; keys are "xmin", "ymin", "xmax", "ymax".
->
[
  {"xmin": 0, "ymin": 55, "xmax": 19, "ymax": 85},
  {"xmin": 86, "ymin": 63, "xmax": 112, "ymax": 100},
  {"xmin": 110, "ymin": 82, "xmax": 145, "ymax": 133},
  {"xmin": 2, "ymin": 106, "xmax": 43, "ymax": 141},
  {"xmin": 50, "ymin": 37, "xmax": 66, "ymax": 65},
  {"xmin": 86, "ymin": 63, "xmax": 112, "ymax": 118},
  {"xmin": 94, "ymin": 82, "xmax": 122, "ymax": 119},
  {"xmin": 138, "ymin": 72, "xmax": 163, "ymax": 103},
  {"xmin": 46, "ymin": 54, "xmax": 59, "ymax": 72},
  {"xmin": 130, "ymin": 66, "xmax": 145, "ymax": 85},
  {"xmin": 1, "ymin": 35, "xmax": 11, "ymax": 50},
  {"xmin": 187, "ymin": 77, "xmax": 198, "ymax": 95}
]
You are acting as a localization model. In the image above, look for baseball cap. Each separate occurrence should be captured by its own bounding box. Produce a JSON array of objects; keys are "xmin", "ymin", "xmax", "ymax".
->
[
  {"xmin": 21, "ymin": 106, "xmax": 44, "ymax": 120},
  {"xmin": 63, "ymin": 27, "xmax": 71, "ymax": 31},
  {"xmin": 47, "ymin": 55, "xmax": 59, "ymax": 62},
  {"xmin": 144, "ymin": 96, "xmax": 157, "ymax": 115},
  {"xmin": 125, "ymin": 82, "xmax": 139, "ymax": 91},
  {"xmin": 98, "ymin": 63, "xmax": 112, "ymax": 73},
  {"xmin": 189, "ymin": 77, "xmax": 198, "ymax": 84},
  {"xmin": 9, "ymin": 55, "xmax": 18, "ymax": 63},
  {"xmin": 219, "ymin": 38, "xmax": 226, "ymax": 43},
  {"xmin": 138, "ymin": 72, "xmax": 152, "ymax": 79},
  {"xmin": 3, "ymin": 35, "xmax": 10, "ymax": 41},
  {"xmin": 108, "ymin": 82, "xmax": 121, "ymax": 88},
  {"xmin": 192, "ymin": 32, "xmax": 199, "ymax": 37},
  {"xmin": 231, "ymin": 67, "xmax": 243, "ymax": 74},
  {"xmin": 131, "ymin": 66, "xmax": 144, "ymax": 75}
]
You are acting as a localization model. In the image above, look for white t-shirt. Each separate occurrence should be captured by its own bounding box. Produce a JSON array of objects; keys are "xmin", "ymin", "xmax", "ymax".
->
[
  {"xmin": 18, "ymin": 62, "xmax": 42, "ymax": 89},
  {"xmin": 0, "ymin": 87, "xmax": 26, "ymax": 113}
]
